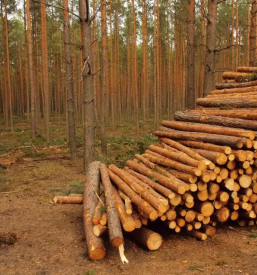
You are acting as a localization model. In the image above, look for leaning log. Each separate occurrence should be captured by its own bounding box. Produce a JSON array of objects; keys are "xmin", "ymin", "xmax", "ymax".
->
[
  {"xmin": 237, "ymin": 67, "xmax": 257, "ymax": 73},
  {"xmin": 216, "ymin": 80, "xmax": 257, "ymax": 89},
  {"xmin": 222, "ymin": 71, "xmax": 250, "ymax": 80},
  {"xmin": 100, "ymin": 164, "xmax": 124, "ymax": 248},
  {"xmin": 83, "ymin": 161, "xmax": 106, "ymax": 260}
]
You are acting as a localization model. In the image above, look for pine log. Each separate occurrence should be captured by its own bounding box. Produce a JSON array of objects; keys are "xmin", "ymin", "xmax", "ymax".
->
[
  {"xmin": 197, "ymin": 189, "xmax": 209, "ymax": 201},
  {"xmin": 148, "ymin": 144, "xmax": 203, "ymax": 169},
  {"xmin": 109, "ymin": 165, "xmax": 167, "ymax": 214},
  {"xmin": 212, "ymin": 207, "xmax": 230, "ymax": 222},
  {"xmin": 207, "ymin": 91, "xmax": 257, "ymax": 98},
  {"xmin": 177, "ymin": 140, "xmax": 231, "ymax": 155},
  {"xmin": 217, "ymin": 191, "xmax": 229, "ymax": 202},
  {"xmin": 191, "ymin": 220, "xmax": 202, "ymax": 229},
  {"xmin": 167, "ymin": 220, "xmax": 177, "ymax": 229},
  {"xmin": 203, "ymin": 225, "xmax": 216, "ymax": 237},
  {"xmin": 83, "ymin": 161, "xmax": 106, "ymax": 260},
  {"xmin": 135, "ymin": 154, "xmax": 156, "ymax": 169},
  {"xmin": 127, "ymin": 227, "xmax": 163, "ymax": 250},
  {"xmin": 168, "ymin": 169, "xmax": 197, "ymax": 184},
  {"xmin": 187, "ymin": 230, "xmax": 207, "ymax": 241},
  {"xmin": 195, "ymin": 212, "xmax": 204, "ymax": 221},
  {"xmin": 227, "ymin": 203, "xmax": 239, "ymax": 211},
  {"xmin": 158, "ymin": 137, "xmax": 207, "ymax": 163},
  {"xmin": 155, "ymin": 127, "xmax": 244, "ymax": 149},
  {"xmin": 166, "ymin": 209, "xmax": 177, "ymax": 221},
  {"xmin": 143, "ymin": 152, "xmax": 202, "ymax": 177},
  {"xmin": 53, "ymin": 195, "xmax": 83, "ymax": 204},
  {"xmin": 216, "ymin": 80, "xmax": 257, "ymax": 89},
  {"xmin": 118, "ymin": 190, "xmax": 133, "ymax": 214},
  {"xmin": 197, "ymin": 96, "xmax": 257, "ymax": 108},
  {"xmin": 249, "ymin": 194, "xmax": 257, "ymax": 203},
  {"xmin": 176, "ymin": 207, "xmax": 187, "ymax": 217},
  {"xmin": 237, "ymin": 67, "xmax": 257, "ymax": 73},
  {"xmin": 100, "ymin": 212, "xmax": 107, "ymax": 226},
  {"xmin": 175, "ymin": 111, "xmax": 257, "ymax": 131},
  {"xmin": 211, "ymin": 86, "xmax": 257, "ymax": 95},
  {"xmin": 125, "ymin": 168, "xmax": 175, "ymax": 199},
  {"xmin": 185, "ymin": 210, "xmax": 196, "ymax": 223},
  {"xmin": 208, "ymin": 182, "xmax": 220, "ymax": 194},
  {"xmin": 198, "ymin": 181, "xmax": 207, "ymax": 191},
  {"xmin": 125, "ymin": 160, "xmax": 188, "ymax": 194},
  {"xmin": 202, "ymin": 216, "xmax": 211, "ymax": 225},
  {"xmin": 192, "ymin": 149, "xmax": 228, "ymax": 165},
  {"xmin": 194, "ymin": 201, "xmax": 214, "ymax": 217},
  {"xmin": 222, "ymin": 71, "xmax": 250, "ymax": 79},
  {"xmin": 92, "ymin": 190, "xmax": 105, "ymax": 225},
  {"xmin": 162, "ymin": 120, "xmax": 255, "ymax": 140},
  {"xmin": 107, "ymin": 168, "xmax": 158, "ymax": 221},
  {"xmin": 239, "ymin": 174, "xmax": 252, "ymax": 188},
  {"xmin": 186, "ymin": 224, "xmax": 193, "ymax": 231},
  {"xmin": 131, "ymin": 211, "xmax": 142, "ymax": 229},
  {"xmin": 230, "ymin": 210, "xmax": 239, "ymax": 220},
  {"xmin": 93, "ymin": 225, "xmax": 108, "ymax": 237},
  {"xmin": 227, "ymin": 161, "xmax": 236, "ymax": 170}
]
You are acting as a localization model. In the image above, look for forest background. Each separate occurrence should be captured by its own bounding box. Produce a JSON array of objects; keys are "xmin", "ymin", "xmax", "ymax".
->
[{"xmin": 0, "ymin": 0, "xmax": 256, "ymax": 170}]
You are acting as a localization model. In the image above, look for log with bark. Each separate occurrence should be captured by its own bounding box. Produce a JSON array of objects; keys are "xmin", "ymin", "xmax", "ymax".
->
[
  {"xmin": 175, "ymin": 111, "xmax": 257, "ymax": 131},
  {"xmin": 216, "ymin": 79, "xmax": 257, "ymax": 89},
  {"xmin": 53, "ymin": 195, "xmax": 83, "ymax": 204},
  {"xmin": 162, "ymin": 120, "xmax": 255, "ymax": 140},
  {"xmin": 83, "ymin": 161, "xmax": 106, "ymax": 260}
]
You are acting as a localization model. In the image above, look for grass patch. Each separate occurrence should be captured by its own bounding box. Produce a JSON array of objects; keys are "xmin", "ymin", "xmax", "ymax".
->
[
  {"xmin": 248, "ymin": 233, "xmax": 257, "ymax": 238},
  {"xmin": 0, "ymin": 232, "xmax": 18, "ymax": 246},
  {"xmin": 49, "ymin": 181, "xmax": 84, "ymax": 196}
]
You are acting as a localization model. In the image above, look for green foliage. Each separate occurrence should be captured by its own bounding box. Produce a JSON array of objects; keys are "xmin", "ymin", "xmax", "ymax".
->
[
  {"xmin": 100, "ymin": 205, "xmax": 107, "ymax": 215},
  {"xmin": 248, "ymin": 233, "xmax": 257, "ymax": 238},
  {"xmin": 83, "ymin": 270, "xmax": 96, "ymax": 275},
  {"xmin": 188, "ymin": 266, "xmax": 204, "ymax": 271}
]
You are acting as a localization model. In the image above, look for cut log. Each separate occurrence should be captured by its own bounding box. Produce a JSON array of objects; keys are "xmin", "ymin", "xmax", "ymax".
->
[
  {"xmin": 125, "ymin": 168, "xmax": 175, "ymax": 199},
  {"xmin": 186, "ymin": 224, "xmax": 193, "ymax": 231},
  {"xmin": 237, "ymin": 67, "xmax": 257, "ymax": 73},
  {"xmin": 190, "ymin": 108, "xmax": 257, "ymax": 121},
  {"xmin": 168, "ymin": 169, "xmax": 197, "ymax": 184},
  {"xmin": 109, "ymin": 165, "xmax": 167, "ymax": 214},
  {"xmin": 162, "ymin": 120, "xmax": 255, "ymax": 140},
  {"xmin": 93, "ymin": 225, "xmax": 108, "ymax": 237},
  {"xmin": 175, "ymin": 111, "xmax": 257, "ymax": 131},
  {"xmin": 216, "ymin": 191, "xmax": 229, "ymax": 202},
  {"xmin": 230, "ymin": 210, "xmax": 239, "ymax": 220},
  {"xmin": 203, "ymin": 225, "xmax": 216, "ymax": 237},
  {"xmin": 118, "ymin": 190, "xmax": 133, "ymax": 214},
  {"xmin": 187, "ymin": 230, "xmax": 207, "ymax": 241},
  {"xmin": 197, "ymin": 96, "xmax": 257, "ymax": 108},
  {"xmin": 148, "ymin": 144, "xmax": 203, "ymax": 169},
  {"xmin": 219, "ymin": 168, "xmax": 229, "ymax": 179},
  {"xmin": 239, "ymin": 174, "xmax": 252, "ymax": 188},
  {"xmin": 126, "ymin": 160, "xmax": 188, "ymax": 195},
  {"xmin": 158, "ymin": 137, "xmax": 207, "ymax": 163},
  {"xmin": 156, "ymin": 127, "xmax": 244, "ymax": 149},
  {"xmin": 177, "ymin": 140, "xmax": 231, "ymax": 155},
  {"xmin": 100, "ymin": 212, "xmax": 107, "ymax": 226},
  {"xmin": 185, "ymin": 210, "xmax": 196, "ymax": 223},
  {"xmin": 92, "ymin": 189, "xmax": 105, "ymax": 225},
  {"xmin": 207, "ymin": 91, "xmax": 257, "ymax": 98},
  {"xmin": 197, "ymin": 189, "xmax": 209, "ymax": 201},
  {"xmin": 216, "ymin": 80, "xmax": 257, "ymax": 89},
  {"xmin": 166, "ymin": 209, "xmax": 177, "ymax": 221},
  {"xmin": 212, "ymin": 207, "xmax": 230, "ymax": 222},
  {"xmin": 202, "ymin": 216, "xmax": 211, "ymax": 225},
  {"xmin": 208, "ymin": 182, "xmax": 220, "ymax": 194},
  {"xmin": 191, "ymin": 220, "xmax": 202, "ymax": 229},
  {"xmin": 198, "ymin": 181, "xmax": 207, "ymax": 191},
  {"xmin": 143, "ymin": 153, "xmax": 201, "ymax": 178},
  {"xmin": 227, "ymin": 203, "xmax": 239, "ymax": 211},
  {"xmin": 194, "ymin": 201, "xmax": 214, "ymax": 217},
  {"xmin": 127, "ymin": 227, "xmax": 163, "ymax": 250},
  {"xmin": 83, "ymin": 161, "xmax": 106, "ymax": 260},
  {"xmin": 53, "ymin": 195, "xmax": 83, "ymax": 204},
  {"xmin": 192, "ymin": 149, "xmax": 228, "ymax": 165},
  {"xmin": 222, "ymin": 71, "xmax": 250, "ymax": 79},
  {"xmin": 111, "ymin": 186, "xmax": 136, "ymax": 232},
  {"xmin": 176, "ymin": 218, "xmax": 186, "ymax": 227},
  {"xmin": 107, "ymin": 168, "xmax": 158, "ymax": 221},
  {"xmin": 211, "ymin": 86, "xmax": 257, "ymax": 95},
  {"xmin": 131, "ymin": 211, "xmax": 142, "ymax": 229}
]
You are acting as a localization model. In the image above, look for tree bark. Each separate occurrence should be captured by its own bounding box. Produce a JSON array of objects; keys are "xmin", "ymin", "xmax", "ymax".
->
[
  {"xmin": 79, "ymin": 0, "xmax": 95, "ymax": 172},
  {"xmin": 100, "ymin": 164, "xmax": 123, "ymax": 247},
  {"xmin": 203, "ymin": 0, "xmax": 218, "ymax": 97},
  {"xmin": 83, "ymin": 161, "xmax": 106, "ymax": 260},
  {"xmin": 63, "ymin": 0, "xmax": 77, "ymax": 160},
  {"xmin": 186, "ymin": 0, "xmax": 196, "ymax": 109},
  {"xmin": 176, "ymin": 111, "xmax": 257, "ymax": 130},
  {"xmin": 250, "ymin": 0, "xmax": 257, "ymax": 66}
]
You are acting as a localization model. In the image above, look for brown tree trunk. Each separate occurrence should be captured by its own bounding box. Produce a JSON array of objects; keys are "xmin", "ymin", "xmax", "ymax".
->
[
  {"xmin": 79, "ymin": 0, "xmax": 96, "ymax": 172},
  {"xmin": 186, "ymin": 0, "xmax": 195, "ymax": 109},
  {"xmin": 100, "ymin": 0, "xmax": 107, "ymax": 155},
  {"xmin": 203, "ymin": 0, "xmax": 218, "ymax": 96},
  {"xmin": 250, "ymin": 0, "xmax": 257, "ymax": 66},
  {"xmin": 63, "ymin": 0, "xmax": 77, "ymax": 160}
]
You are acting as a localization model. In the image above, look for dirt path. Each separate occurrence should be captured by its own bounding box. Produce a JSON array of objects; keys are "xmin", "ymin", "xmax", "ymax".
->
[{"xmin": 1, "ymin": 159, "xmax": 257, "ymax": 275}]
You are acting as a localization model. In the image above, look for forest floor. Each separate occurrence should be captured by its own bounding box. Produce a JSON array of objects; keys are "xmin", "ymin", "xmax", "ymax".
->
[{"xmin": 1, "ymin": 115, "xmax": 257, "ymax": 275}]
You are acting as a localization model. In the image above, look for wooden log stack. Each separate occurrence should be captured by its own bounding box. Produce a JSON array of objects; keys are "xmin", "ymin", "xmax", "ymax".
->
[{"xmin": 54, "ymin": 65, "xmax": 257, "ymax": 261}]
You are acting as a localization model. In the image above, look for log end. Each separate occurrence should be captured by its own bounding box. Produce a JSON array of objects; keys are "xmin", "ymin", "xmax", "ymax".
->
[
  {"xmin": 89, "ymin": 248, "xmax": 106, "ymax": 260},
  {"xmin": 146, "ymin": 233, "xmax": 163, "ymax": 250}
]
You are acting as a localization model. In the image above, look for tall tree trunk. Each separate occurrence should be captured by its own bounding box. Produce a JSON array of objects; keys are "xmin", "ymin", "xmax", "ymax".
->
[
  {"xmin": 203, "ymin": 0, "xmax": 218, "ymax": 97},
  {"xmin": 247, "ymin": 0, "xmax": 250, "ymax": 66},
  {"xmin": 186, "ymin": 0, "xmax": 196, "ymax": 109},
  {"xmin": 250, "ymin": 0, "xmax": 257, "ymax": 66},
  {"xmin": 79, "ymin": 0, "xmax": 95, "ymax": 172},
  {"xmin": 132, "ymin": 0, "xmax": 139, "ymax": 136},
  {"xmin": 63, "ymin": 0, "xmax": 77, "ymax": 160},
  {"xmin": 100, "ymin": 0, "xmax": 107, "ymax": 155},
  {"xmin": 26, "ymin": 0, "xmax": 36, "ymax": 138},
  {"xmin": 40, "ymin": 2, "xmax": 50, "ymax": 142},
  {"xmin": 200, "ymin": 0, "xmax": 206, "ymax": 98},
  {"xmin": 3, "ymin": 0, "xmax": 13, "ymax": 131}
]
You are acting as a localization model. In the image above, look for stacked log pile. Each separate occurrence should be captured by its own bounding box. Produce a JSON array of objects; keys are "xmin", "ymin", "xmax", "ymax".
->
[{"xmin": 54, "ymin": 66, "xmax": 257, "ymax": 261}]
